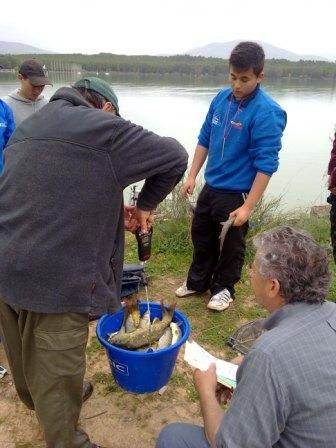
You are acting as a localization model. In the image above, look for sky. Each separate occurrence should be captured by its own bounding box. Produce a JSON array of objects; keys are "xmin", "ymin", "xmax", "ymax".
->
[{"xmin": 1, "ymin": 0, "xmax": 334, "ymax": 59}]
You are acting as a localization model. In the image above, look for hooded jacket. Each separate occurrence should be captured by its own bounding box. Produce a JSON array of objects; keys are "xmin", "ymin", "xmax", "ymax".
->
[
  {"xmin": 2, "ymin": 90, "xmax": 48, "ymax": 126},
  {"xmin": 0, "ymin": 87, "xmax": 188, "ymax": 315}
]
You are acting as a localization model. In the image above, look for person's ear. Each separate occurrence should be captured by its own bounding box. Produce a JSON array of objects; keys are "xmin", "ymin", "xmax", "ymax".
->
[
  {"xmin": 257, "ymin": 71, "xmax": 264, "ymax": 83},
  {"xmin": 18, "ymin": 74, "xmax": 24, "ymax": 82},
  {"xmin": 269, "ymin": 278, "xmax": 280, "ymax": 298},
  {"xmin": 102, "ymin": 101, "xmax": 116, "ymax": 114}
]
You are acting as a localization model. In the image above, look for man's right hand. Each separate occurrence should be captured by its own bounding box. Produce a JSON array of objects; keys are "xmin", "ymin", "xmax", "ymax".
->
[
  {"xmin": 132, "ymin": 207, "xmax": 155, "ymax": 234},
  {"xmin": 180, "ymin": 177, "xmax": 196, "ymax": 198}
]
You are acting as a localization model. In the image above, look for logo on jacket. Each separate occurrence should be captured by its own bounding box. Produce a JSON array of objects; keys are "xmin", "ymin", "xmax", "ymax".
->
[
  {"xmin": 230, "ymin": 120, "xmax": 242, "ymax": 129},
  {"xmin": 212, "ymin": 114, "xmax": 221, "ymax": 126}
]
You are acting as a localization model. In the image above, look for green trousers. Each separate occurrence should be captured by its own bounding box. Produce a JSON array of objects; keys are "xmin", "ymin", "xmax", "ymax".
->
[{"xmin": 0, "ymin": 299, "xmax": 93, "ymax": 448}]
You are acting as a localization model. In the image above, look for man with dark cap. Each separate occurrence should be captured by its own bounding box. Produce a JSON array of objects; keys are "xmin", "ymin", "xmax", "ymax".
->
[
  {"xmin": 2, "ymin": 59, "xmax": 52, "ymax": 125},
  {"xmin": 0, "ymin": 77, "xmax": 188, "ymax": 448}
]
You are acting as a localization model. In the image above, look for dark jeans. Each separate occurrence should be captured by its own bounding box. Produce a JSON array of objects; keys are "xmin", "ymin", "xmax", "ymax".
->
[
  {"xmin": 187, "ymin": 185, "xmax": 249, "ymax": 296},
  {"xmin": 156, "ymin": 423, "xmax": 210, "ymax": 448}
]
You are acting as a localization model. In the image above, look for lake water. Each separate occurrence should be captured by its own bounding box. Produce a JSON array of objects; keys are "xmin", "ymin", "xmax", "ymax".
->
[{"xmin": 1, "ymin": 72, "xmax": 335, "ymax": 211}]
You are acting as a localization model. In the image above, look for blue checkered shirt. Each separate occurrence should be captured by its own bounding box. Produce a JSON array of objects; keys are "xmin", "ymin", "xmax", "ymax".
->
[{"xmin": 216, "ymin": 301, "xmax": 336, "ymax": 447}]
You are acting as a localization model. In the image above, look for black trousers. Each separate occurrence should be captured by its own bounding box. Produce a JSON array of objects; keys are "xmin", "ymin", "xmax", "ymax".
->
[{"xmin": 186, "ymin": 185, "xmax": 249, "ymax": 296}]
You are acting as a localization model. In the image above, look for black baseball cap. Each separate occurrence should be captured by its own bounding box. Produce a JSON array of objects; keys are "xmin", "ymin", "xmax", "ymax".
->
[{"xmin": 19, "ymin": 59, "xmax": 52, "ymax": 86}]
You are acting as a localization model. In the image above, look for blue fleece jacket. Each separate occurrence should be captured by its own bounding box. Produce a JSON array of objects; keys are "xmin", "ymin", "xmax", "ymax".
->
[
  {"xmin": 0, "ymin": 100, "xmax": 15, "ymax": 174},
  {"xmin": 198, "ymin": 85, "xmax": 287, "ymax": 192}
]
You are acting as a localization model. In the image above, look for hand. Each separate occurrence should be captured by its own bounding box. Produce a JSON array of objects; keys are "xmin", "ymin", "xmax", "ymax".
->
[
  {"xmin": 230, "ymin": 355, "xmax": 244, "ymax": 366},
  {"xmin": 132, "ymin": 207, "xmax": 155, "ymax": 234},
  {"xmin": 193, "ymin": 363, "xmax": 218, "ymax": 397},
  {"xmin": 230, "ymin": 204, "xmax": 252, "ymax": 227},
  {"xmin": 180, "ymin": 177, "xmax": 196, "ymax": 198},
  {"xmin": 215, "ymin": 383, "xmax": 233, "ymax": 404},
  {"xmin": 124, "ymin": 205, "xmax": 138, "ymax": 233}
]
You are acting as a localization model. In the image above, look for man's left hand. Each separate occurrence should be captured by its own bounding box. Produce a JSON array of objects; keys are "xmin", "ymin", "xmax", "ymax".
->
[{"xmin": 124, "ymin": 205, "xmax": 138, "ymax": 232}]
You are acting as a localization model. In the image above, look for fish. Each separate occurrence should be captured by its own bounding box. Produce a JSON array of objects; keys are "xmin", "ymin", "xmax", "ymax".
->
[
  {"xmin": 139, "ymin": 310, "xmax": 151, "ymax": 329},
  {"xmin": 123, "ymin": 297, "xmax": 141, "ymax": 333},
  {"xmin": 108, "ymin": 299, "xmax": 176, "ymax": 349},
  {"xmin": 219, "ymin": 217, "xmax": 235, "ymax": 252},
  {"xmin": 136, "ymin": 341, "xmax": 159, "ymax": 352},
  {"xmin": 157, "ymin": 327, "xmax": 173, "ymax": 349},
  {"xmin": 170, "ymin": 322, "xmax": 182, "ymax": 345}
]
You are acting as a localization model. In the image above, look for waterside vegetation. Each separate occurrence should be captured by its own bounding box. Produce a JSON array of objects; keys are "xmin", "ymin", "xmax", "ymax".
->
[{"xmin": 1, "ymin": 53, "xmax": 336, "ymax": 79}]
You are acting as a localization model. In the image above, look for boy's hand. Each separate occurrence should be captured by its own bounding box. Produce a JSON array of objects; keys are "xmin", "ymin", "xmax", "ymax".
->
[
  {"xmin": 230, "ymin": 204, "xmax": 252, "ymax": 226},
  {"xmin": 180, "ymin": 177, "xmax": 196, "ymax": 198}
]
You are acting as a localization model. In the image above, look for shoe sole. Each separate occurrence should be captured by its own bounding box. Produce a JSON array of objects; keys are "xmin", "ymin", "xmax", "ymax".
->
[
  {"xmin": 175, "ymin": 290, "xmax": 197, "ymax": 297},
  {"xmin": 207, "ymin": 299, "xmax": 233, "ymax": 311}
]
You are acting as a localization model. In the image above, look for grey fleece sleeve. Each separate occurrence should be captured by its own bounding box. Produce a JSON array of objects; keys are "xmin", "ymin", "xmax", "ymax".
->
[{"xmin": 109, "ymin": 120, "xmax": 188, "ymax": 210}]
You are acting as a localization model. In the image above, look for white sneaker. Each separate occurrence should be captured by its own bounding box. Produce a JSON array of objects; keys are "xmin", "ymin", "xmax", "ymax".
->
[
  {"xmin": 207, "ymin": 289, "xmax": 233, "ymax": 311},
  {"xmin": 175, "ymin": 280, "xmax": 196, "ymax": 297}
]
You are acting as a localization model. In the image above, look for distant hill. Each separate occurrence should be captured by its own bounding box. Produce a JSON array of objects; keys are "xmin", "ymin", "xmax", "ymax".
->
[
  {"xmin": 185, "ymin": 40, "xmax": 328, "ymax": 62},
  {"xmin": 0, "ymin": 41, "xmax": 55, "ymax": 54}
]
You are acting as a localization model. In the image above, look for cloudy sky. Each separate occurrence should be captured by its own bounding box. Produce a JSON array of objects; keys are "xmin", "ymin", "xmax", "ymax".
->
[{"xmin": 1, "ymin": 0, "xmax": 334, "ymax": 59}]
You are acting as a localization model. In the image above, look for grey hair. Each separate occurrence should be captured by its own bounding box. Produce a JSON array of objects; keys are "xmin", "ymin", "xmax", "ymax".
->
[{"xmin": 253, "ymin": 226, "xmax": 331, "ymax": 304}]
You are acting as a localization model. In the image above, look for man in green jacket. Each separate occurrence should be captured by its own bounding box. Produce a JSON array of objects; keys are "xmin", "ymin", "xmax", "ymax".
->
[{"xmin": 0, "ymin": 77, "xmax": 188, "ymax": 448}]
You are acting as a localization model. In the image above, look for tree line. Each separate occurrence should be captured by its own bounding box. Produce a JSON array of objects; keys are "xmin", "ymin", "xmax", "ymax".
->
[{"xmin": 0, "ymin": 53, "xmax": 335, "ymax": 79}]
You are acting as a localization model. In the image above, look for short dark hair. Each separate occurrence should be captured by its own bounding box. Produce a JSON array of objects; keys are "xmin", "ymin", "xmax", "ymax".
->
[
  {"xmin": 229, "ymin": 41, "xmax": 265, "ymax": 75},
  {"xmin": 74, "ymin": 87, "xmax": 106, "ymax": 109}
]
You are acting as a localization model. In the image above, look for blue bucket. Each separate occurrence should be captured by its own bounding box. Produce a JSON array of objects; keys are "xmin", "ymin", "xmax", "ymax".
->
[{"xmin": 96, "ymin": 302, "xmax": 190, "ymax": 393}]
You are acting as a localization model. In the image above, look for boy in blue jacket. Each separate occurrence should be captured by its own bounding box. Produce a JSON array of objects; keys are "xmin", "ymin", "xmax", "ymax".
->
[
  {"xmin": 0, "ymin": 99, "xmax": 15, "ymax": 174},
  {"xmin": 176, "ymin": 41, "xmax": 287, "ymax": 311}
]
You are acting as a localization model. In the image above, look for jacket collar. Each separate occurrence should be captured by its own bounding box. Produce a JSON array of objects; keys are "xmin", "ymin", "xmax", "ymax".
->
[
  {"xmin": 263, "ymin": 300, "xmax": 334, "ymax": 331},
  {"xmin": 50, "ymin": 87, "xmax": 93, "ymax": 108},
  {"xmin": 226, "ymin": 83, "xmax": 260, "ymax": 107}
]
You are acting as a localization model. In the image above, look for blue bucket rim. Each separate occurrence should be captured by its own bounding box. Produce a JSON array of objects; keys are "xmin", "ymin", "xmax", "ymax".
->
[{"xmin": 96, "ymin": 301, "xmax": 190, "ymax": 356}]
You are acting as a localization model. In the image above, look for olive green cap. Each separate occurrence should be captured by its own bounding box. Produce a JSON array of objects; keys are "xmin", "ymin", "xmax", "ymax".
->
[{"xmin": 73, "ymin": 77, "xmax": 119, "ymax": 115}]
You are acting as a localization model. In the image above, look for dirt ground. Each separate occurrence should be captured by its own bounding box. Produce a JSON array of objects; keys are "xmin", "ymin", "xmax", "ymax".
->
[{"xmin": 0, "ymin": 278, "xmax": 204, "ymax": 448}]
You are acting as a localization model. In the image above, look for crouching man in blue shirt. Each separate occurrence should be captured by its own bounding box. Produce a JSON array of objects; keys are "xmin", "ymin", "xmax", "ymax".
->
[
  {"xmin": 176, "ymin": 41, "xmax": 287, "ymax": 312},
  {"xmin": 158, "ymin": 226, "xmax": 336, "ymax": 448}
]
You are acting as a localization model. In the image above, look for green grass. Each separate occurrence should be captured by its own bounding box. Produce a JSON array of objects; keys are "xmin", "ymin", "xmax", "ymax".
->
[
  {"xmin": 125, "ymin": 191, "xmax": 336, "ymax": 353},
  {"xmin": 92, "ymin": 371, "xmax": 119, "ymax": 393},
  {"xmin": 15, "ymin": 444, "xmax": 35, "ymax": 448},
  {"xmin": 86, "ymin": 336, "xmax": 104, "ymax": 356}
]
